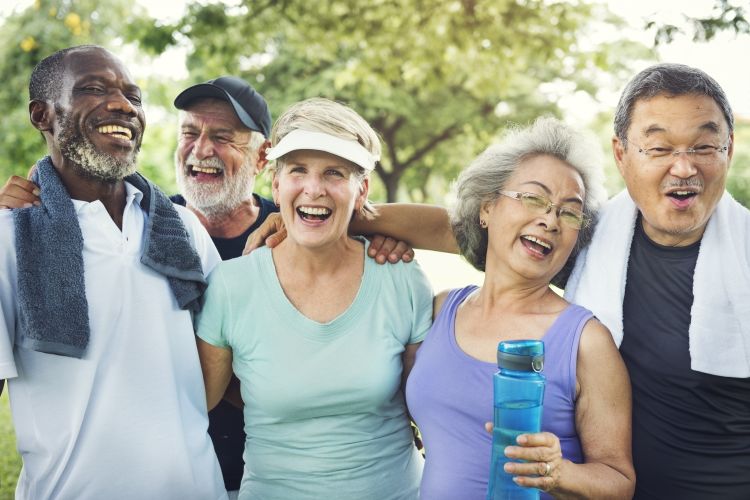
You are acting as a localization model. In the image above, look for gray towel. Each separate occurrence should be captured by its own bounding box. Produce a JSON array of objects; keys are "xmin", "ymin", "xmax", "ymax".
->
[
  {"xmin": 124, "ymin": 171, "xmax": 207, "ymax": 311},
  {"xmin": 13, "ymin": 156, "xmax": 207, "ymax": 358}
]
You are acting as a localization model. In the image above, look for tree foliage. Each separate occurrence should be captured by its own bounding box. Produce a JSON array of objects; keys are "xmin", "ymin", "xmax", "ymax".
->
[
  {"xmin": 7, "ymin": 1, "xmax": 746, "ymax": 207},
  {"xmin": 727, "ymin": 119, "xmax": 750, "ymax": 205},
  {"xmin": 136, "ymin": 0, "xmax": 645, "ymax": 202},
  {"xmin": 648, "ymin": 0, "xmax": 749, "ymax": 45}
]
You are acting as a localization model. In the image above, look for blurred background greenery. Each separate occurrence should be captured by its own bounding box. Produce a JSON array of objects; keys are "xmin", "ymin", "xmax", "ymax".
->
[
  {"xmin": 1, "ymin": 0, "xmax": 748, "ymax": 497},
  {"xmin": 0, "ymin": 0, "xmax": 748, "ymax": 205}
]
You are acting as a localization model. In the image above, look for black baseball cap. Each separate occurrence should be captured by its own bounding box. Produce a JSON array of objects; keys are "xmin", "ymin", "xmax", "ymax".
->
[{"xmin": 173, "ymin": 76, "xmax": 272, "ymax": 138}]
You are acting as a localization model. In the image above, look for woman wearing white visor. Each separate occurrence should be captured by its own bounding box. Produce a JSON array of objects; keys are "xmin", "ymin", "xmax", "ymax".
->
[{"xmin": 195, "ymin": 97, "xmax": 432, "ymax": 500}]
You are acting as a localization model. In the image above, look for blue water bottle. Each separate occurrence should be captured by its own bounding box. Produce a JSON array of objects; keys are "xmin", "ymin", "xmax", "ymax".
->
[{"xmin": 486, "ymin": 340, "xmax": 545, "ymax": 500}]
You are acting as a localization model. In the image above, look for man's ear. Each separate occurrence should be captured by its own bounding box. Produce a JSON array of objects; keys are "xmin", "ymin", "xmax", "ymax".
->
[
  {"xmin": 29, "ymin": 100, "xmax": 54, "ymax": 132},
  {"xmin": 612, "ymin": 135, "xmax": 627, "ymax": 177},
  {"xmin": 256, "ymin": 139, "xmax": 272, "ymax": 174},
  {"xmin": 727, "ymin": 131, "xmax": 735, "ymax": 168}
]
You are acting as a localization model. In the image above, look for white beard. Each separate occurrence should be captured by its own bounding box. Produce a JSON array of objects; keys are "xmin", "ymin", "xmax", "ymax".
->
[{"xmin": 175, "ymin": 151, "xmax": 256, "ymax": 219}]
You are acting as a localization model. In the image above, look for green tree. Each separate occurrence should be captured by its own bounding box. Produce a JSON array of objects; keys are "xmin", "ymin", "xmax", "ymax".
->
[
  {"xmin": 137, "ymin": 0, "xmax": 646, "ymax": 202},
  {"xmin": 648, "ymin": 0, "xmax": 749, "ymax": 45},
  {"xmin": 727, "ymin": 119, "xmax": 750, "ymax": 206}
]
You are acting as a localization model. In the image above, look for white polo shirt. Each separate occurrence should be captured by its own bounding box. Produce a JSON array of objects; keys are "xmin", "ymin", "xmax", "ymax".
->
[{"xmin": 0, "ymin": 183, "xmax": 226, "ymax": 500}]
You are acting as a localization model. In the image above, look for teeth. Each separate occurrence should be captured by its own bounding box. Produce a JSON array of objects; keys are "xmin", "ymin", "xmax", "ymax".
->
[
  {"xmin": 522, "ymin": 235, "xmax": 551, "ymax": 250},
  {"xmin": 672, "ymin": 191, "xmax": 693, "ymax": 196},
  {"xmin": 192, "ymin": 166, "xmax": 221, "ymax": 174},
  {"xmin": 97, "ymin": 125, "xmax": 132, "ymax": 140},
  {"xmin": 298, "ymin": 206, "xmax": 331, "ymax": 216}
]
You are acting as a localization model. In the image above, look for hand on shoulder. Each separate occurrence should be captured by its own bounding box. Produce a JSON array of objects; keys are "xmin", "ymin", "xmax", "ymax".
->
[{"xmin": 0, "ymin": 175, "xmax": 40, "ymax": 209}]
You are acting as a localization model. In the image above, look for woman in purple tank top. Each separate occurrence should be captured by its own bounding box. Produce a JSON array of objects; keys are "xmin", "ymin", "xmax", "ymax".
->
[{"xmin": 405, "ymin": 118, "xmax": 635, "ymax": 499}]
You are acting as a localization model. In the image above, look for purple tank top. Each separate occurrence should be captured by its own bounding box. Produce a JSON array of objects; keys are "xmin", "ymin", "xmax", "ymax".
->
[{"xmin": 406, "ymin": 285, "xmax": 592, "ymax": 500}]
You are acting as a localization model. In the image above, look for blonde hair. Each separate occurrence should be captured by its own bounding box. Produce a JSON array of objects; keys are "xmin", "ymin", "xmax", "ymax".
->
[{"xmin": 270, "ymin": 97, "xmax": 379, "ymax": 218}]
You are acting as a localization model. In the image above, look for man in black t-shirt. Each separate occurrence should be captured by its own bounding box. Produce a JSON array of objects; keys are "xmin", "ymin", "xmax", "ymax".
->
[{"xmin": 567, "ymin": 64, "xmax": 750, "ymax": 499}]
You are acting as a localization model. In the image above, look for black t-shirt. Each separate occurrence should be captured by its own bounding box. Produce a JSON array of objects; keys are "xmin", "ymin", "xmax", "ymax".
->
[
  {"xmin": 171, "ymin": 193, "xmax": 278, "ymax": 261},
  {"xmin": 621, "ymin": 219, "xmax": 750, "ymax": 499},
  {"xmin": 171, "ymin": 193, "xmax": 278, "ymax": 490}
]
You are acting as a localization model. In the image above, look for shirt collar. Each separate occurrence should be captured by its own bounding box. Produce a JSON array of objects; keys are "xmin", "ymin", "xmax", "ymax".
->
[{"xmin": 69, "ymin": 180, "xmax": 145, "ymax": 214}]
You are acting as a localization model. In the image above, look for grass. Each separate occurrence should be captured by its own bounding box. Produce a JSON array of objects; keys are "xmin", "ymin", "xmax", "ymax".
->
[{"xmin": 0, "ymin": 389, "xmax": 20, "ymax": 500}]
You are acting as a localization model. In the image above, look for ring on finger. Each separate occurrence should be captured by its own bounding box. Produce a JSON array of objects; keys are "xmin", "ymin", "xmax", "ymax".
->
[{"xmin": 543, "ymin": 461, "xmax": 551, "ymax": 476}]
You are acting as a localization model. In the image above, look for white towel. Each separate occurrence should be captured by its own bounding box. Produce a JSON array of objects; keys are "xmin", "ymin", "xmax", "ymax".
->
[{"xmin": 565, "ymin": 189, "xmax": 750, "ymax": 377}]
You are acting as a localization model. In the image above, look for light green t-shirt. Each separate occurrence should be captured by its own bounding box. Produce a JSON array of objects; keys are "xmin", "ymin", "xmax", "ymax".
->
[{"xmin": 196, "ymin": 239, "xmax": 433, "ymax": 500}]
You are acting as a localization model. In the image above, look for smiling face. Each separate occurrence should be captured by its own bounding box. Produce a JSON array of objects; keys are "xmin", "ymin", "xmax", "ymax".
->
[
  {"xmin": 272, "ymin": 149, "xmax": 368, "ymax": 250},
  {"xmin": 481, "ymin": 154, "xmax": 585, "ymax": 283},
  {"xmin": 613, "ymin": 93, "xmax": 733, "ymax": 246},
  {"xmin": 52, "ymin": 47, "xmax": 145, "ymax": 182},
  {"xmin": 175, "ymin": 98, "xmax": 262, "ymax": 216}
]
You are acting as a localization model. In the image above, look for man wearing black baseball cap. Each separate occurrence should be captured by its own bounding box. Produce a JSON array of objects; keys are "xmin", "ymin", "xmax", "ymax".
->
[
  {"xmin": 171, "ymin": 76, "xmax": 278, "ymax": 497},
  {"xmin": 174, "ymin": 76, "xmax": 272, "ymax": 137},
  {"xmin": 171, "ymin": 76, "xmax": 277, "ymax": 260}
]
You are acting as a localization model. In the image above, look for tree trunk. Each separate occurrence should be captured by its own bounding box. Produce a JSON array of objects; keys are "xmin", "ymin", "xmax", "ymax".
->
[{"xmin": 379, "ymin": 170, "xmax": 401, "ymax": 203}]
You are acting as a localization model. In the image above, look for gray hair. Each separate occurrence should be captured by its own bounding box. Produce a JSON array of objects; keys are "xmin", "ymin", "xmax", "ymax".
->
[
  {"xmin": 451, "ymin": 116, "xmax": 607, "ymax": 287},
  {"xmin": 270, "ymin": 97, "xmax": 379, "ymax": 217},
  {"xmin": 614, "ymin": 63, "xmax": 734, "ymax": 143}
]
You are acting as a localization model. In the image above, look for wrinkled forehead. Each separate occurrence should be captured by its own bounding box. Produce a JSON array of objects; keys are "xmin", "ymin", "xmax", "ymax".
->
[
  {"xmin": 630, "ymin": 93, "xmax": 730, "ymax": 139},
  {"xmin": 512, "ymin": 154, "xmax": 586, "ymax": 201}
]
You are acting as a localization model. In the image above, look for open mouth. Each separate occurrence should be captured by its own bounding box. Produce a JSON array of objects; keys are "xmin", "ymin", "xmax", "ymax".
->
[
  {"xmin": 297, "ymin": 206, "xmax": 332, "ymax": 221},
  {"xmin": 96, "ymin": 124, "xmax": 133, "ymax": 141},
  {"xmin": 190, "ymin": 165, "xmax": 223, "ymax": 177},
  {"xmin": 521, "ymin": 235, "xmax": 553, "ymax": 256},
  {"xmin": 667, "ymin": 190, "xmax": 698, "ymax": 202}
]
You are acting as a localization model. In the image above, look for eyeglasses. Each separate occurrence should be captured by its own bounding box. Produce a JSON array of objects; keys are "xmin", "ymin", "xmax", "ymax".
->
[
  {"xmin": 623, "ymin": 137, "xmax": 730, "ymax": 167},
  {"xmin": 497, "ymin": 190, "xmax": 588, "ymax": 229}
]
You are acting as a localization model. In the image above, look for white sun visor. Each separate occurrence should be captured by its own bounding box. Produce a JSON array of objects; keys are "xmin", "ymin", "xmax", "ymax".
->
[{"xmin": 266, "ymin": 129, "xmax": 379, "ymax": 172}]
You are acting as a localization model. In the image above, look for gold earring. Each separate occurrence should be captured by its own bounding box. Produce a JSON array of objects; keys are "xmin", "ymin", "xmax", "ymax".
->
[{"xmin": 480, "ymin": 219, "xmax": 487, "ymax": 228}]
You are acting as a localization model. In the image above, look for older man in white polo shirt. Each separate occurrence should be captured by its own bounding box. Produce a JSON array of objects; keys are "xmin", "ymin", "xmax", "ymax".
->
[{"xmin": 0, "ymin": 45, "xmax": 226, "ymax": 500}]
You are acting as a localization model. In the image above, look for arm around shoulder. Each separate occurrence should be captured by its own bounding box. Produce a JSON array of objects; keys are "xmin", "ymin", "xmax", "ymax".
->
[
  {"xmin": 350, "ymin": 203, "xmax": 458, "ymax": 253},
  {"xmin": 0, "ymin": 175, "xmax": 40, "ymax": 209}
]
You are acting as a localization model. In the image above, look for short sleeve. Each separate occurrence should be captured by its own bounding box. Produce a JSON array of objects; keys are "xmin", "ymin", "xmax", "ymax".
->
[
  {"xmin": 0, "ymin": 212, "xmax": 18, "ymax": 379},
  {"xmin": 405, "ymin": 259, "xmax": 434, "ymax": 345},
  {"xmin": 195, "ymin": 266, "xmax": 231, "ymax": 349}
]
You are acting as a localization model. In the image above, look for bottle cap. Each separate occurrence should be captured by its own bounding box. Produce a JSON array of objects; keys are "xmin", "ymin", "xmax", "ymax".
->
[{"xmin": 497, "ymin": 340, "xmax": 544, "ymax": 372}]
